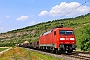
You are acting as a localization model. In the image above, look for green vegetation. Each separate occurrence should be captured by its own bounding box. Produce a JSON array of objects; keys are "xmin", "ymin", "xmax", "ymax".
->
[
  {"xmin": 0, "ymin": 47, "xmax": 62, "ymax": 60},
  {"xmin": 0, "ymin": 13, "xmax": 90, "ymax": 51},
  {"xmin": 30, "ymin": 51, "xmax": 62, "ymax": 60},
  {"xmin": 0, "ymin": 48, "xmax": 8, "ymax": 52},
  {"xmin": 79, "ymin": 25, "xmax": 90, "ymax": 51}
]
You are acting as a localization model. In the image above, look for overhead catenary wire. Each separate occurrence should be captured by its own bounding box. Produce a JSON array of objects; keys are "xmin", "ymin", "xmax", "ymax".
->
[
  {"xmin": 59, "ymin": 0, "xmax": 90, "ymax": 18},
  {"xmin": 38, "ymin": 0, "xmax": 90, "ymax": 32},
  {"xmin": 43, "ymin": 0, "xmax": 70, "ymax": 21},
  {"xmin": 42, "ymin": 0, "xmax": 90, "ymax": 23},
  {"xmin": 50, "ymin": 0, "xmax": 70, "ymax": 16},
  {"xmin": 54, "ymin": 0, "xmax": 76, "ymax": 19}
]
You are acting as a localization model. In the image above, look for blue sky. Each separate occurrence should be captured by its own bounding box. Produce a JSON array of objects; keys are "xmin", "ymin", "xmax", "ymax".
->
[{"xmin": 0, "ymin": 0, "xmax": 90, "ymax": 33}]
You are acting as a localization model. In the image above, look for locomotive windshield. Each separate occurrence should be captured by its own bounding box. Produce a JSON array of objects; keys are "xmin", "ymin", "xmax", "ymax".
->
[{"xmin": 59, "ymin": 30, "xmax": 73, "ymax": 35}]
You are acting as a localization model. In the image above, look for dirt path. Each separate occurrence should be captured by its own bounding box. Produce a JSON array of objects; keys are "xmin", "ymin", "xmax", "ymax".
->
[
  {"xmin": 0, "ymin": 47, "xmax": 9, "ymax": 48},
  {"xmin": 0, "ymin": 47, "xmax": 12, "ymax": 55}
]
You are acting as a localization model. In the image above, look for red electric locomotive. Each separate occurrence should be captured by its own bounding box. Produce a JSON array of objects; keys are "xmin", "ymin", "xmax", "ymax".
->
[{"xmin": 39, "ymin": 27, "xmax": 76, "ymax": 54}]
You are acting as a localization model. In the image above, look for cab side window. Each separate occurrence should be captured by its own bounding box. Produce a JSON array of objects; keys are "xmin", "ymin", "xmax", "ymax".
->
[{"xmin": 54, "ymin": 31, "xmax": 56, "ymax": 35}]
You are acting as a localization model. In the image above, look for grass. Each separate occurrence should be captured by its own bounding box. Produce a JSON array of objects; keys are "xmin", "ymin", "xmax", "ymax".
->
[
  {"xmin": 0, "ymin": 47, "xmax": 31, "ymax": 60},
  {"xmin": 30, "ymin": 51, "xmax": 63, "ymax": 60},
  {"xmin": 0, "ymin": 48, "xmax": 8, "ymax": 52},
  {"xmin": 0, "ymin": 47, "xmax": 63, "ymax": 60}
]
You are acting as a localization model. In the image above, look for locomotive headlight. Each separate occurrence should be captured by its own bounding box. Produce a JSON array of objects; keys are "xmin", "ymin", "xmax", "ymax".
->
[
  {"xmin": 70, "ymin": 38, "xmax": 75, "ymax": 40},
  {"xmin": 60, "ymin": 38, "xmax": 65, "ymax": 40}
]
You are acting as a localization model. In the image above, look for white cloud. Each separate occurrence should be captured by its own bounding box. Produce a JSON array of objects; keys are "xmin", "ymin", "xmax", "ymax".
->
[
  {"xmin": 50, "ymin": 2, "xmax": 90, "ymax": 17},
  {"xmin": 38, "ymin": 10, "xmax": 49, "ymax": 16},
  {"xmin": 39, "ymin": 2, "xmax": 90, "ymax": 17},
  {"xmin": 6, "ymin": 16, "xmax": 10, "ymax": 18},
  {"xmin": 16, "ymin": 16, "xmax": 29, "ymax": 21}
]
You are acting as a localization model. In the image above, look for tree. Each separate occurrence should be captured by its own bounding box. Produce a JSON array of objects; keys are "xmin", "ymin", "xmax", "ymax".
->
[{"xmin": 80, "ymin": 25, "xmax": 90, "ymax": 51}]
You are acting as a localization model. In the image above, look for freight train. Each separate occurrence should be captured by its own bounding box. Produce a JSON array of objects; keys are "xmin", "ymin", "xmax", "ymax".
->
[{"xmin": 19, "ymin": 26, "xmax": 76, "ymax": 54}]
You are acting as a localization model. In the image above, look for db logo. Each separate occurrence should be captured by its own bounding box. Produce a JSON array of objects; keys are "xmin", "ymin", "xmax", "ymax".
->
[{"xmin": 66, "ymin": 38, "xmax": 69, "ymax": 40}]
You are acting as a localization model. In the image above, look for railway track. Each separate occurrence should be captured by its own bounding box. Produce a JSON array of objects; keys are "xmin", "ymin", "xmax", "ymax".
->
[
  {"xmin": 25, "ymin": 48, "xmax": 90, "ymax": 60},
  {"xmin": 64, "ymin": 52, "xmax": 90, "ymax": 60}
]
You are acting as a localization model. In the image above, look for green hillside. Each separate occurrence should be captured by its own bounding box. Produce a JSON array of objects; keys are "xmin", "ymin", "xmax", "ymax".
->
[{"xmin": 0, "ymin": 13, "xmax": 90, "ymax": 51}]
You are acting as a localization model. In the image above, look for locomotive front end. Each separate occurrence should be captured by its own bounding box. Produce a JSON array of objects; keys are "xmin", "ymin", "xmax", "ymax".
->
[{"xmin": 59, "ymin": 28, "xmax": 76, "ymax": 53}]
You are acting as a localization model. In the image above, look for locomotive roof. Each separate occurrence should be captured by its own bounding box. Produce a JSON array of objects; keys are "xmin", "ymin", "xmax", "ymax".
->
[
  {"xmin": 40, "ymin": 29, "xmax": 53, "ymax": 36},
  {"xmin": 55, "ymin": 27, "xmax": 73, "ymax": 30},
  {"xmin": 40, "ymin": 27, "xmax": 73, "ymax": 36}
]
